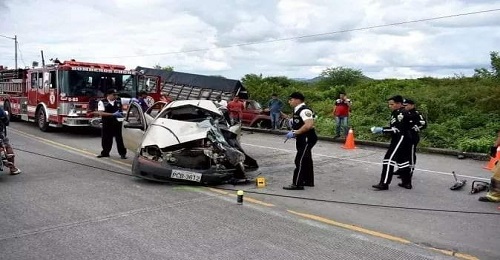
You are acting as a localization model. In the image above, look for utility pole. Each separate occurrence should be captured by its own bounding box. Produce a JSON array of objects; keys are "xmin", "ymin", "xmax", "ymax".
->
[
  {"xmin": 14, "ymin": 35, "xmax": 17, "ymax": 70},
  {"xmin": 0, "ymin": 34, "xmax": 18, "ymax": 69}
]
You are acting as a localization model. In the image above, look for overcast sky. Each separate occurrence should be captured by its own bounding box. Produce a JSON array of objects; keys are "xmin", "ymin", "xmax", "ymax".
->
[{"xmin": 1, "ymin": 0, "xmax": 500, "ymax": 80}]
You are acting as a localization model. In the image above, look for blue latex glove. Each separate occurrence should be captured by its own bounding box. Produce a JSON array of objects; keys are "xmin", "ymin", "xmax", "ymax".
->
[
  {"xmin": 284, "ymin": 131, "xmax": 295, "ymax": 143},
  {"xmin": 113, "ymin": 111, "xmax": 123, "ymax": 118},
  {"xmin": 371, "ymin": 126, "xmax": 383, "ymax": 134},
  {"xmin": 131, "ymin": 98, "xmax": 139, "ymax": 103}
]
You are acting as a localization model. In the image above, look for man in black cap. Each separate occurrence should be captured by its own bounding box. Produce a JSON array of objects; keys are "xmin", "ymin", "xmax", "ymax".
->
[
  {"xmin": 403, "ymin": 98, "xmax": 427, "ymax": 181},
  {"xmin": 283, "ymin": 92, "xmax": 318, "ymax": 190},
  {"xmin": 371, "ymin": 95, "xmax": 413, "ymax": 190},
  {"xmin": 95, "ymin": 89, "xmax": 127, "ymax": 159}
]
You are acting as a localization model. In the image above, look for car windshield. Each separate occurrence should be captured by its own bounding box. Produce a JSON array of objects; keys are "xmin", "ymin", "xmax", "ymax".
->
[
  {"xmin": 246, "ymin": 100, "xmax": 262, "ymax": 110},
  {"xmin": 60, "ymin": 70, "xmax": 135, "ymax": 97}
]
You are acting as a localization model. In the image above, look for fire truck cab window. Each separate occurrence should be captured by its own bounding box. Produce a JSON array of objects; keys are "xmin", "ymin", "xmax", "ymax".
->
[
  {"xmin": 30, "ymin": 73, "xmax": 37, "ymax": 88},
  {"xmin": 60, "ymin": 71, "xmax": 135, "ymax": 97},
  {"xmin": 37, "ymin": 72, "xmax": 43, "ymax": 88},
  {"xmin": 50, "ymin": 71, "xmax": 56, "ymax": 88}
]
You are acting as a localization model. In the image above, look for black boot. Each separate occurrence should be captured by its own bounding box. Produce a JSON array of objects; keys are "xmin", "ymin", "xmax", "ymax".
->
[
  {"xmin": 283, "ymin": 184, "xmax": 304, "ymax": 190},
  {"xmin": 398, "ymin": 183, "xmax": 412, "ymax": 189},
  {"xmin": 372, "ymin": 183, "xmax": 389, "ymax": 190}
]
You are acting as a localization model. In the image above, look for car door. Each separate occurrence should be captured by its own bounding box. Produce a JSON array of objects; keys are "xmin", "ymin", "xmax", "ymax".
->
[
  {"xmin": 122, "ymin": 102, "xmax": 147, "ymax": 152},
  {"xmin": 144, "ymin": 101, "xmax": 167, "ymax": 125}
]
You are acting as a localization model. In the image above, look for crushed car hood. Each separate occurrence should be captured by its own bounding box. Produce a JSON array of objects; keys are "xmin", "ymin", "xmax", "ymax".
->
[{"xmin": 142, "ymin": 119, "xmax": 214, "ymax": 148}]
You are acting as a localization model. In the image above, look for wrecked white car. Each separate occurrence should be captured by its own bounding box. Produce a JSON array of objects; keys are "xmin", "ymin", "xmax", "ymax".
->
[{"xmin": 122, "ymin": 100, "xmax": 258, "ymax": 184}]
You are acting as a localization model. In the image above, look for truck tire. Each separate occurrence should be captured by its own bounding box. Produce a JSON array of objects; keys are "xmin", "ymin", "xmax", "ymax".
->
[
  {"xmin": 3, "ymin": 101, "xmax": 13, "ymax": 122},
  {"xmin": 254, "ymin": 120, "xmax": 271, "ymax": 129},
  {"xmin": 36, "ymin": 108, "xmax": 50, "ymax": 132}
]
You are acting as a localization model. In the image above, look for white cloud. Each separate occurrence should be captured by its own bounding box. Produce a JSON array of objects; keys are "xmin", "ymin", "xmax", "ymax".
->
[{"xmin": 0, "ymin": 0, "xmax": 499, "ymax": 80}]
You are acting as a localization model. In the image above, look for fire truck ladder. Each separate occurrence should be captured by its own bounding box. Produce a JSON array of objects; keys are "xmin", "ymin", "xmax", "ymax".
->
[{"xmin": 0, "ymin": 70, "xmax": 25, "ymax": 93}]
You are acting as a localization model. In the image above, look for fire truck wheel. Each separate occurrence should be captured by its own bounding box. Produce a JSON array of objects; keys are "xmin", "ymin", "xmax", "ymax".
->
[{"xmin": 36, "ymin": 108, "xmax": 50, "ymax": 132}]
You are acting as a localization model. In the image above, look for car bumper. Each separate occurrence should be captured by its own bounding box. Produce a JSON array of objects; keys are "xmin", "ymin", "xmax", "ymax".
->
[{"xmin": 131, "ymin": 155, "xmax": 235, "ymax": 185}]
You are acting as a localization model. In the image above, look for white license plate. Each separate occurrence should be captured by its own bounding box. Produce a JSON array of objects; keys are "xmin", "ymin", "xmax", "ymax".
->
[{"xmin": 170, "ymin": 170, "xmax": 202, "ymax": 182}]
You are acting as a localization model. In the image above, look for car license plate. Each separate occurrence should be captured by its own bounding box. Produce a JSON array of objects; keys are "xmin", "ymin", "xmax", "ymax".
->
[{"xmin": 170, "ymin": 170, "xmax": 202, "ymax": 182}]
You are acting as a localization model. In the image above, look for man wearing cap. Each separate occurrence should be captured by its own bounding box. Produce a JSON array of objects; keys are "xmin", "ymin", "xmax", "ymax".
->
[
  {"xmin": 403, "ymin": 98, "xmax": 427, "ymax": 181},
  {"xmin": 95, "ymin": 89, "xmax": 127, "ymax": 159},
  {"xmin": 283, "ymin": 92, "xmax": 318, "ymax": 190},
  {"xmin": 371, "ymin": 95, "xmax": 413, "ymax": 190}
]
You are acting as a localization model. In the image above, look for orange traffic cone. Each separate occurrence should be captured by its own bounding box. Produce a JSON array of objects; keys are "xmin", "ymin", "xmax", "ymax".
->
[
  {"xmin": 342, "ymin": 128, "xmax": 356, "ymax": 149},
  {"xmin": 483, "ymin": 147, "xmax": 500, "ymax": 170}
]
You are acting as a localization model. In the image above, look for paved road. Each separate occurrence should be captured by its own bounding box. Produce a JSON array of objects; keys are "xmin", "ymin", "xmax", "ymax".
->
[{"xmin": 1, "ymin": 122, "xmax": 498, "ymax": 259}]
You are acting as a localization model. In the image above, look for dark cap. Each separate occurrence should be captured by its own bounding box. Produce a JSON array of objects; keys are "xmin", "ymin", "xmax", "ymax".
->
[
  {"xmin": 289, "ymin": 92, "xmax": 305, "ymax": 101},
  {"xmin": 106, "ymin": 89, "xmax": 118, "ymax": 95},
  {"xmin": 403, "ymin": 98, "xmax": 415, "ymax": 105},
  {"xmin": 387, "ymin": 95, "xmax": 404, "ymax": 103}
]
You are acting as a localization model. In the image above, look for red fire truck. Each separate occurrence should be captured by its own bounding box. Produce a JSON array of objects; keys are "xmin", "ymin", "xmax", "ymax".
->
[{"xmin": 0, "ymin": 60, "xmax": 137, "ymax": 131}]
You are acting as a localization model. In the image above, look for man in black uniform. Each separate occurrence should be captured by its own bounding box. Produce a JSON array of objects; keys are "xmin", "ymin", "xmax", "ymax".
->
[
  {"xmin": 403, "ymin": 98, "xmax": 427, "ymax": 179},
  {"xmin": 371, "ymin": 95, "xmax": 413, "ymax": 190},
  {"xmin": 95, "ymin": 89, "xmax": 127, "ymax": 159},
  {"xmin": 283, "ymin": 92, "xmax": 318, "ymax": 190}
]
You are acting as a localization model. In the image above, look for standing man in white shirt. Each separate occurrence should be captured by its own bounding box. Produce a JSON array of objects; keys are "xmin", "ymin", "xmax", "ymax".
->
[
  {"xmin": 283, "ymin": 92, "xmax": 318, "ymax": 190},
  {"xmin": 95, "ymin": 89, "xmax": 127, "ymax": 159}
]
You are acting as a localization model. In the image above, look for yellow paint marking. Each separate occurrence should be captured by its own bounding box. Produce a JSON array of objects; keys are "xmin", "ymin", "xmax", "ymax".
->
[
  {"xmin": 11, "ymin": 128, "xmax": 133, "ymax": 167},
  {"xmin": 208, "ymin": 188, "xmax": 274, "ymax": 207},
  {"xmin": 11, "ymin": 129, "xmax": 96, "ymax": 156},
  {"xmin": 208, "ymin": 188, "xmax": 229, "ymax": 195},
  {"xmin": 237, "ymin": 196, "xmax": 275, "ymax": 207},
  {"xmin": 453, "ymin": 252, "xmax": 479, "ymax": 260},
  {"xmin": 426, "ymin": 247, "xmax": 479, "ymax": 260},
  {"xmin": 288, "ymin": 210, "xmax": 479, "ymax": 259},
  {"xmin": 288, "ymin": 210, "xmax": 410, "ymax": 244}
]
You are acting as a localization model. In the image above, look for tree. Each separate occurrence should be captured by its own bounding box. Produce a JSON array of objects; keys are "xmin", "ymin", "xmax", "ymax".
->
[
  {"xmin": 318, "ymin": 67, "xmax": 365, "ymax": 90},
  {"xmin": 473, "ymin": 51, "xmax": 500, "ymax": 80},
  {"xmin": 153, "ymin": 64, "xmax": 174, "ymax": 72}
]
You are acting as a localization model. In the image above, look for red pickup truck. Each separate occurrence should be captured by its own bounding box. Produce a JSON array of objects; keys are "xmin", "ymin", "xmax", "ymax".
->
[{"xmin": 239, "ymin": 99, "xmax": 271, "ymax": 128}]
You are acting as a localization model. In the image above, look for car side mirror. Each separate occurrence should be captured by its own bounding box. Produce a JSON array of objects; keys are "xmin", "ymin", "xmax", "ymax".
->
[{"xmin": 123, "ymin": 123, "xmax": 144, "ymax": 130}]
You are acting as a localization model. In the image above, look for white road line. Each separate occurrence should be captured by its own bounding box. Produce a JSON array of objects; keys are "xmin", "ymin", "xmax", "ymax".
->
[{"xmin": 242, "ymin": 143, "xmax": 490, "ymax": 181}]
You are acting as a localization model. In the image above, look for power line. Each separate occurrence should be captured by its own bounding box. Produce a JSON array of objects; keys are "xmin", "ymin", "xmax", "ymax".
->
[
  {"xmin": 0, "ymin": 34, "xmax": 15, "ymax": 40},
  {"xmin": 79, "ymin": 8, "xmax": 500, "ymax": 59}
]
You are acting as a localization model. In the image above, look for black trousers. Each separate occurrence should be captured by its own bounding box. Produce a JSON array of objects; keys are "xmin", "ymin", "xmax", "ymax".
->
[
  {"xmin": 410, "ymin": 135, "xmax": 420, "ymax": 176},
  {"xmin": 293, "ymin": 132, "xmax": 318, "ymax": 186},
  {"xmin": 380, "ymin": 135, "xmax": 412, "ymax": 186},
  {"xmin": 101, "ymin": 122, "xmax": 126, "ymax": 156}
]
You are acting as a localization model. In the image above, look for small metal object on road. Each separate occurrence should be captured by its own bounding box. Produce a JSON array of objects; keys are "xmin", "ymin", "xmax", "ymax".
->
[
  {"xmin": 237, "ymin": 190, "xmax": 244, "ymax": 204},
  {"xmin": 470, "ymin": 180, "xmax": 489, "ymax": 194},
  {"xmin": 450, "ymin": 171, "xmax": 467, "ymax": 190}
]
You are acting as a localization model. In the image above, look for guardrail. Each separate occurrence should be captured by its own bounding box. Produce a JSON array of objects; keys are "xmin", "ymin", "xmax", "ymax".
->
[{"xmin": 241, "ymin": 126, "xmax": 490, "ymax": 161}]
